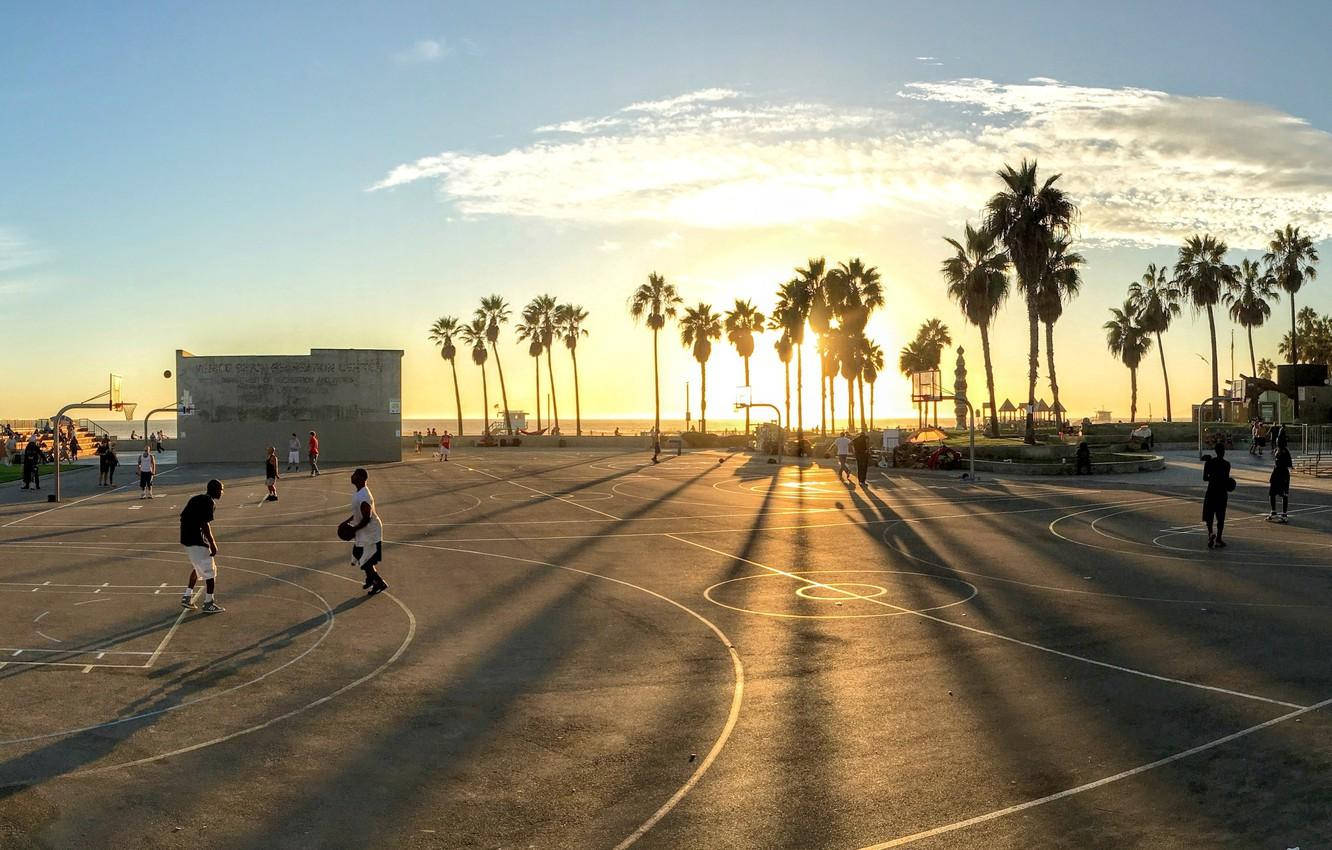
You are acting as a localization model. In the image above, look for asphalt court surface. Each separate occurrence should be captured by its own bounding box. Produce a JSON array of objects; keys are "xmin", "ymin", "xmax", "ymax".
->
[{"xmin": 1, "ymin": 448, "xmax": 1330, "ymax": 848}]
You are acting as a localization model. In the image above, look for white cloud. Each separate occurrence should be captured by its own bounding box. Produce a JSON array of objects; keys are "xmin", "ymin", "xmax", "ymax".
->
[
  {"xmin": 0, "ymin": 227, "xmax": 45, "ymax": 275},
  {"xmin": 597, "ymin": 240, "xmax": 623, "ymax": 253},
  {"xmin": 394, "ymin": 39, "xmax": 452, "ymax": 64},
  {"xmin": 650, "ymin": 232, "xmax": 681, "ymax": 249},
  {"xmin": 371, "ymin": 79, "xmax": 1332, "ymax": 248}
]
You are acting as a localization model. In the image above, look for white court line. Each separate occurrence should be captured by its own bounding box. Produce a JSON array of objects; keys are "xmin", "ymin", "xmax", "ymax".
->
[
  {"xmin": 464, "ymin": 465, "xmax": 622, "ymax": 520},
  {"xmin": 146, "ymin": 604, "xmax": 191, "ymax": 668},
  {"xmin": 860, "ymin": 694, "xmax": 1332, "ymax": 848},
  {"xmin": 665, "ymin": 534, "xmax": 1305, "ymax": 710},
  {"xmin": 0, "ymin": 466, "xmax": 179, "ymax": 529}
]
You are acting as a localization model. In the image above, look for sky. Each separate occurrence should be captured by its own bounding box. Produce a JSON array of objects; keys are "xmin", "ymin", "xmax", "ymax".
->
[{"xmin": 4, "ymin": 0, "xmax": 1332, "ymax": 426}]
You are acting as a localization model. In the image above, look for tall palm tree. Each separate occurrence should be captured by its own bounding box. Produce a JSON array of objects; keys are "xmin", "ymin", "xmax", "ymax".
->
[
  {"xmin": 428, "ymin": 316, "xmax": 464, "ymax": 436},
  {"xmin": 917, "ymin": 319, "xmax": 952, "ymax": 426},
  {"xmin": 459, "ymin": 317, "xmax": 491, "ymax": 435},
  {"xmin": 775, "ymin": 331, "xmax": 793, "ymax": 436},
  {"xmin": 724, "ymin": 299, "xmax": 765, "ymax": 436},
  {"xmin": 899, "ymin": 339, "xmax": 931, "ymax": 429},
  {"xmin": 942, "ymin": 223, "xmax": 1010, "ymax": 437},
  {"xmin": 829, "ymin": 258, "xmax": 884, "ymax": 431},
  {"xmin": 862, "ymin": 340, "xmax": 884, "ymax": 429},
  {"xmin": 679, "ymin": 303, "xmax": 722, "ymax": 434},
  {"xmin": 1174, "ymin": 234, "xmax": 1238, "ymax": 418},
  {"xmin": 477, "ymin": 295, "xmax": 515, "ymax": 434},
  {"xmin": 772, "ymin": 278, "xmax": 810, "ymax": 452},
  {"xmin": 1127, "ymin": 263, "xmax": 1182, "ymax": 422},
  {"xmin": 797, "ymin": 258, "xmax": 832, "ymax": 434},
  {"xmin": 628, "ymin": 272, "xmax": 683, "ymax": 441},
  {"xmin": 819, "ymin": 332, "xmax": 841, "ymax": 433},
  {"xmin": 1257, "ymin": 358, "xmax": 1275, "ymax": 380},
  {"xmin": 839, "ymin": 332, "xmax": 864, "ymax": 432},
  {"xmin": 1035, "ymin": 237, "xmax": 1083, "ymax": 427},
  {"xmin": 1264, "ymin": 225, "xmax": 1319, "ymax": 416},
  {"xmin": 984, "ymin": 159, "xmax": 1078, "ymax": 443},
  {"xmin": 525, "ymin": 294, "xmax": 561, "ymax": 433},
  {"xmin": 556, "ymin": 303, "xmax": 589, "ymax": 436},
  {"xmin": 1224, "ymin": 259, "xmax": 1278, "ymax": 378},
  {"xmin": 1105, "ymin": 301, "xmax": 1153, "ymax": 423},
  {"xmin": 515, "ymin": 310, "xmax": 544, "ymax": 431}
]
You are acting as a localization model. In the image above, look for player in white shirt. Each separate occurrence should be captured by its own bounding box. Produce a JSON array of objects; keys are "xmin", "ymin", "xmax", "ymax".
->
[
  {"xmin": 286, "ymin": 433, "xmax": 300, "ymax": 471},
  {"xmin": 137, "ymin": 447, "xmax": 158, "ymax": 499},
  {"xmin": 832, "ymin": 432, "xmax": 852, "ymax": 483},
  {"xmin": 347, "ymin": 468, "xmax": 387, "ymax": 595}
]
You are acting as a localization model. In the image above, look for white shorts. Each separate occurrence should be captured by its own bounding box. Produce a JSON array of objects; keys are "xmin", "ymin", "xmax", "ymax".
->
[
  {"xmin": 288, "ymin": 451, "xmax": 299, "ymax": 463},
  {"xmin": 186, "ymin": 545, "xmax": 217, "ymax": 580}
]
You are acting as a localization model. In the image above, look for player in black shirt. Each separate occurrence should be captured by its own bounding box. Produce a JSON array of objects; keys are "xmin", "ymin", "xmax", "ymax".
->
[
  {"xmin": 264, "ymin": 447, "xmax": 280, "ymax": 502},
  {"xmin": 1202, "ymin": 442, "xmax": 1231, "ymax": 549},
  {"xmin": 180, "ymin": 479, "xmax": 225, "ymax": 613}
]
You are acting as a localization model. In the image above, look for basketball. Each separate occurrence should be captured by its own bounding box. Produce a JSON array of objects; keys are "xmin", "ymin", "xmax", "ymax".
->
[
  {"xmin": 337, "ymin": 520, "xmax": 355, "ymax": 541},
  {"xmin": 1226, "ymin": 477, "xmax": 1237, "ymax": 492}
]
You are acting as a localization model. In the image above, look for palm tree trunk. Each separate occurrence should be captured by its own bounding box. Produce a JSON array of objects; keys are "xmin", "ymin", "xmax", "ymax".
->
[
  {"xmin": 1025, "ymin": 302, "xmax": 1039, "ymax": 444},
  {"xmin": 534, "ymin": 357, "xmax": 541, "ymax": 431},
  {"xmin": 743, "ymin": 357, "xmax": 751, "ymax": 435},
  {"xmin": 796, "ymin": 343, "xmax": 804, "ymax": 454},
  {"xmin": 480, "ymin": 365, "xmax": 490, "ymax": 436},
  {"xmin": 652, "ymin": 329, "xmax": 660, "ymax": 440},
  {"xmin": 847, "ymin": 376, "xmax": 854, "ymax": 434},
  {"xmin": 492, "ymin": 345, "xmax": 513, "ymax": 434},
  {"xmin": 1247, "ymin": 325, "xmax": 1256, "ymax": 381},
  {"xmin": 1045, "ymin": 321, "xmax": 1061, "ymax": 428},
  {"xmin": 1291, "ymin": 297, "xmax": 1300, "ymax": 418},
  {"xmin": 1207, "ymin": 305, "xmax": 1220, "ymax": 419},
  {"xmin": 700, "ymin": 362, "xmax": 707, "ymax": 434},
  {"xmin": 450, "ymin": 359, "xmax": 463, "ymax": 436},
  {"xmin": 1130, "ymin": 365, "xmax": 1137, "ymax": 424},
  {"xmin": 828, "ymin": 376, "xmax": 836, "ymax": 434},
  {"xmin": 571, "ymin": 347, "xmax": 582, "ymax": 436},
  {"xmin": 546, "ymin": 347, "xmax": 559, "ymax": 433},
  {"xmin": 869, "ymin": 381, "xmax": 875, "ymax": 429},
  {"xmin": 1156, "ymin": 331, "xmax": 1171, "ymax": 423},
  {"xmin": 783, "ymin": 359, "xmax": 791, "ymax": 442},
  {"xmin": 819, "ymin": 372, "xmax": 826, "ymax": 436},
  {"xmin": 858, "ymin": 376, "xmax": 867, "ymax": 431},
  {"xmin": 980, "ymin": 322, "xmax": 999, "ymax": 438}
]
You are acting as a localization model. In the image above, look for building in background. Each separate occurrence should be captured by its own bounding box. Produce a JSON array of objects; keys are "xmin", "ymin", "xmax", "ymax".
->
[{"xmin": 175, "ymin": 349, "xmax": 403, "ymax": 463}]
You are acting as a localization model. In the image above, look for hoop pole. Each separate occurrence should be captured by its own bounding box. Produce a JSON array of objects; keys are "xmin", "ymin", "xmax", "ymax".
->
[
  {"xmin": 1195, "ymin": 395, "xmax": 1234, "ymax": 457},
  {"xmin": 936, "ymin": 393, "xmax": 976, "ymax": 480},
  {"xmin": 738, "ymin": 401, "xmax": 782, "ymax": 466},
  {"xmin": 50, "ymin": 391, "xmax": 111, "ymax": 503},
  {"xmin": 144, "ymin": 403, "xmax": 181, "ymax": 451}
]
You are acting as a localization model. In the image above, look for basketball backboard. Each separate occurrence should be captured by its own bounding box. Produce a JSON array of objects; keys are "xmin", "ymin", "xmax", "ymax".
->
[
  {"xmin": 911, "ymin": 370, "xmax": 943, "ymax": 402},
  {"xmin": 735, "ymin": 385, "xmax": 752, "ymax": 410},
  {"xmin": 109, "ymin": 374, "xmax": 123, "ymax": 411}
]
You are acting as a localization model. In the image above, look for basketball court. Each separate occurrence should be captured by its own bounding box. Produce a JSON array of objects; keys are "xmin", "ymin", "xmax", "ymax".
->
[{"xmin": 1, "ymin": 442, "xmax": 1330, "ymax": 847}]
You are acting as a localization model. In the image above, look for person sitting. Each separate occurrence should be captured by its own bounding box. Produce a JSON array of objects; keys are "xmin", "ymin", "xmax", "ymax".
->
[
  {"xmin": 1075, "ymin": 441, "xmax": 1093, "ymax": 474},
  {"xmin": 1130, "ymin": 423, "xmax": 1153, "ymax": 451}
]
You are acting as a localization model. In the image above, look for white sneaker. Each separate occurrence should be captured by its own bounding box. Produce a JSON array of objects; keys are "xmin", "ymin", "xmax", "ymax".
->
[
  {"xmin": 201, "ymin": 601, "xmax": 225, "ymax": 614},
  {"xmin": 1281, "ymin": 513, "xmax": 1289, "ymax": 523},
  {"xmin": 181, "ymin": 595, "xmax": 197, "ymax": 609},
  {"xmin": 1267, "ymin": 512, "xmax": 1278, "ymax": 521}
]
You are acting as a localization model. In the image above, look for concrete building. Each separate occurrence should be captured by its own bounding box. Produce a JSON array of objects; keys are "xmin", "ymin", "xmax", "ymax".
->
[{"xmin": 175, "ymin": 348, "xmax": 403, "ymax": 464}]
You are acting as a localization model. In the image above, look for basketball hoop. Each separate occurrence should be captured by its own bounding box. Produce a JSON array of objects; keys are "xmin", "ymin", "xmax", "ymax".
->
[
  {"xmin": 911, "ymin": 370, "xmax": 943, "ymax": 403},
  {"xmin": 119, "ymin": 403, "xmax": 137, "ymax": 421},
  {"xmin": 109, "ymin": 374, "xmax": 123, "ymax": 412},
  {"xmin": 735, "ymin": 385, "xmax": 752, "ymax": 411}
]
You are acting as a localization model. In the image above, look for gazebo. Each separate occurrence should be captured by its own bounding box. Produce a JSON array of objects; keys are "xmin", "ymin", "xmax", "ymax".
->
[
  {"xmin": 1035, "ymin": 398, "xmax": 1051, "ymax": 422},
  {"xmin": 999, "ymin": 398, "xmax": 1017, "ymax": 426},
  {"xmin": 1052, "ymin": 401, "xmax": 1067, "ymax": 426}
]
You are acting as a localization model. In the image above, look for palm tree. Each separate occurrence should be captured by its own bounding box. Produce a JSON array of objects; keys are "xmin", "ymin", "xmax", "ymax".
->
[
  {"xmin": 984, "ymin": 159, "xmax": 1078, "ymax": 443},
  {"xmin": 525, "ymin": 294, "xmax": 561, "ymax": 433},
  {"xmin": 428, "ymin": 316, "xmax": 465, "ymax": 436},
  {"xmin": 515, "ymin": 310, "xmax": 544, "ymax": 432},
  {"xmin": 899, "ymin": 339, "xmax": 931, "ymax": 429},
  {"xmin": 772, "ymin": 279, "xmax": 810, "ymax": 452},
  {"xmin": 775, "ymin": 331, "xmax": 793, "ymax": 438},
  {"xmin": 840, "ymin": 331, "xmax": 864, "ymax": 432},
  {"xmin": 830, "ymin": 258, "xmax": 884, "ymax": 430},
  {"xmin": 556, "ymin": 303, "xmax": 589, "ymax": 436},
  {"xmin": 1127, "ymin": 263, "xmax": 1182, "ymax": 422},
  {"xmin": 1264, "ymin": 225, "xmax": 1319, "ymax": 416},
  {"xmin": 819, "ymin": 332, "xmax": 840, "ymax": 433},
  {"xmin": 1174, "ymin": 234, "xmax": 1239, "ymax": 418},
  {"xmin": 862, "ymin": 340, "xmax": 884, "ymax": 429},
  {"xmin": 679, "ymin": 303, "xmax": 722, "ymax": 434},
  {"xmin": 1224, "ymin": 258, "xmax": 1278, "ymax": 378},
  {"xmin": 476, "ymin": 295, "xmax": 515, "ymax": 434},
  {"xmin": 459, "ymin": 317, "xmax": 491, "ymax": 435},
  {"xmin": 797, "ymin": 258, "xmax": 832, "ymax": 434},
  {"xmin": 1035, "ymin": 237, "xmax": 1083, "ymax": 427},
  {"xmin": 1258, "ymin": 358, "xmax": 1275, "ymax": 380},
  {"xmin": 942, "ymin": 223, "xmax": 1010, "ymax": 436},
  {"xmin": 1105, "ymin": 302, "xmax": 1153, "ymax": 423},
  {"xmin": 628, "ymin": 272, "xmax": 683, "ymax": 441},
  {"xmin": 724, "ymin": 299, "xmax": 765, "ymax": 436},
  {"xmin": 917, "ymin": 319, "xmax": 952, "ymax": 426}
]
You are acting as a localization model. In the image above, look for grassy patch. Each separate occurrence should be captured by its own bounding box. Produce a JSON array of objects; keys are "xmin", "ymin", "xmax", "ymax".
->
[{"xmin": 0, "ymin": 463, "xmax": 93, "ymax": 485}]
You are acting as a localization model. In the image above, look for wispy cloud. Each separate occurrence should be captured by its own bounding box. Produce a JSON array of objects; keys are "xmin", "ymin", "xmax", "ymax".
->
[
  {"xmin": 915, "ymin": 56, "xmax": 944, "ymax": 66},
  {"xmin": 372, "ymin": 79, "xmax": 1332, "ymax": 247},
  {"xmin": 597, "ymin": 240, "xmax": 623, "ymax": 253},
  {"xmin": 393, "ymin": 39, "xmax": 452, "ymax": 64},
  {"xmin": 0, "ymin": 227, "xmax": 47, "ymax": 295}
]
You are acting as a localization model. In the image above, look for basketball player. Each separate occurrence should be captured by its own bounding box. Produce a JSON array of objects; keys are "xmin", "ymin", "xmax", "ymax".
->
[
  {"xmin": 347, "ymin": 468, "xmax": 387, "ymax": 595},
  {"xmin": 180, "ymin": 479, "xmax": 225, "ymax": 613}
]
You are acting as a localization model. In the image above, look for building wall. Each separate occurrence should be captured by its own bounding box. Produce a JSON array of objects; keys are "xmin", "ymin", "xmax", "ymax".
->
[{"xmin": 176, "ymin": 349, "xmax": 403, "ymax": 463}]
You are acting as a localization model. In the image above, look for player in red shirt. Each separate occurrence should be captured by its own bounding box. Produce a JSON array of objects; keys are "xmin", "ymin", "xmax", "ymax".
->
[{"xmin": 308, "ymin": 431, "xmax": 321, "ymax": 476}]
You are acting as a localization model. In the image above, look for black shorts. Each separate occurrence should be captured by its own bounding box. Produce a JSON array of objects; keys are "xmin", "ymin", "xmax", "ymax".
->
[
  {"xmin": 1202, "ymin": 495, "xmax": 1228, "ymax": 523},
  {"xmin": 352, "ymin": 542, "xmax": 383, "ymax": 570},
  {"xmin": 139, "ymin": 471, "xmax": 153, "ymax": 488}
]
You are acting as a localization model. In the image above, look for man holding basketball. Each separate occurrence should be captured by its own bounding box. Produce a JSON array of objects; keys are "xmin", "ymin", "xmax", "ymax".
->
[
  {"xmin": 180, "ymin": 479, "xmax": 225, "ymax": 613},
  {"xmin": 344, "ymin": 467, "xmax": 387, "ymax": 595}
]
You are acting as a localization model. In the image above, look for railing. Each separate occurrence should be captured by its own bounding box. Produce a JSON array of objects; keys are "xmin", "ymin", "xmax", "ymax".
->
[{"xmin": 78, "ymin": 418, "xmax": 111, "ymax": 439}]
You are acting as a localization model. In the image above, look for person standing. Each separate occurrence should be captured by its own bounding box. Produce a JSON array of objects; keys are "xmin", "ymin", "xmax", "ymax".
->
[
  {"xmin": 105, "ymin": 439, "xmax": 119, "ymax": 486},
  {"xmin": 180, "ymin": 479, "xmax": 225, "ymax": 613},
  {"xmin": 21, "ymin": 438, "xmax": 40, "ymax": 490},
  {"xmin": 852, "ymin": 429, "xmax": 871, "ymax": 486},
  {"xmin": 137, "ymin": 446, "xmax": 158, "ymax": 499},
  {"xmin": 347, "ymin": 468, "xmax": 387, "ymax": 595},
  {"xmin": 832, "ymin": 431, "xmax": 852, "ymax": 483},
  {"xmin": 1074, "ymin": 441, "xmax": 1093, "ymax": 475},
  {"xmin": 1202, "ymin": 442, "xmax": 1232, "ymax": 549},
  {"xmin": 414, "ymin": 432, "xmax": 423, "ymax": 454},
  {"xmin": 1269, "ymin": 438, "xmax": 1293, "ymax": 523},
  {"xmin": 96, "ymin": 437, "xmax": 109, "ymax": 486},
  {"xmin": 286, "ymin": 433, "xmax": 300, "ymax": 472},
  {"xmin": 264, "ymin": 446, "xmax": 280, "ymax": 502},
  {"xmin": 308, "ymin": 431, "xmax": 321, "ymax": 476},
  {"xmin": 436, "ymin": 430, "xmax": 452, "ymax": 462}
]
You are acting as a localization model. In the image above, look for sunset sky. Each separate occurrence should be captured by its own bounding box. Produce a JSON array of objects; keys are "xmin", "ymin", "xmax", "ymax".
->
[{"xmin": 5, "ymin": 1, "xmax": 1331, "ymax": 424}]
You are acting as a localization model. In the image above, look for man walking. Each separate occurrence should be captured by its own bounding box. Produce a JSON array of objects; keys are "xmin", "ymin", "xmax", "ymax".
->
[
  {"xmin": 1203, "ymin": 442, "xmax": 1232, "ymax": 549},
  {"xmin": 21, "ymin": 437, "xmax": 40, "ymax": 490},
  {"xmin": 832, "ymin": 431, "xmax": 852, "ymax": 484},
  {"xmin": 347, "ymin": 468, "xmax": 388, "ymax": 595},
  {"xmin": 852, "ymin": 429, "xmax": 871, "ymax": 486},
  {"xmin": 180, "ymin": 479, "xmax": 225, "ymax": 613},
  {"xmin": 286, "ymin": 433, "xmax": 300, "ymax": 472},
  {"xmin": 308, "ymin": 431, "xmax": 321, "ymax": 476},
  {"xmin": 137, "ymin": 446, "xmax": 158, "ymax": 499}
]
